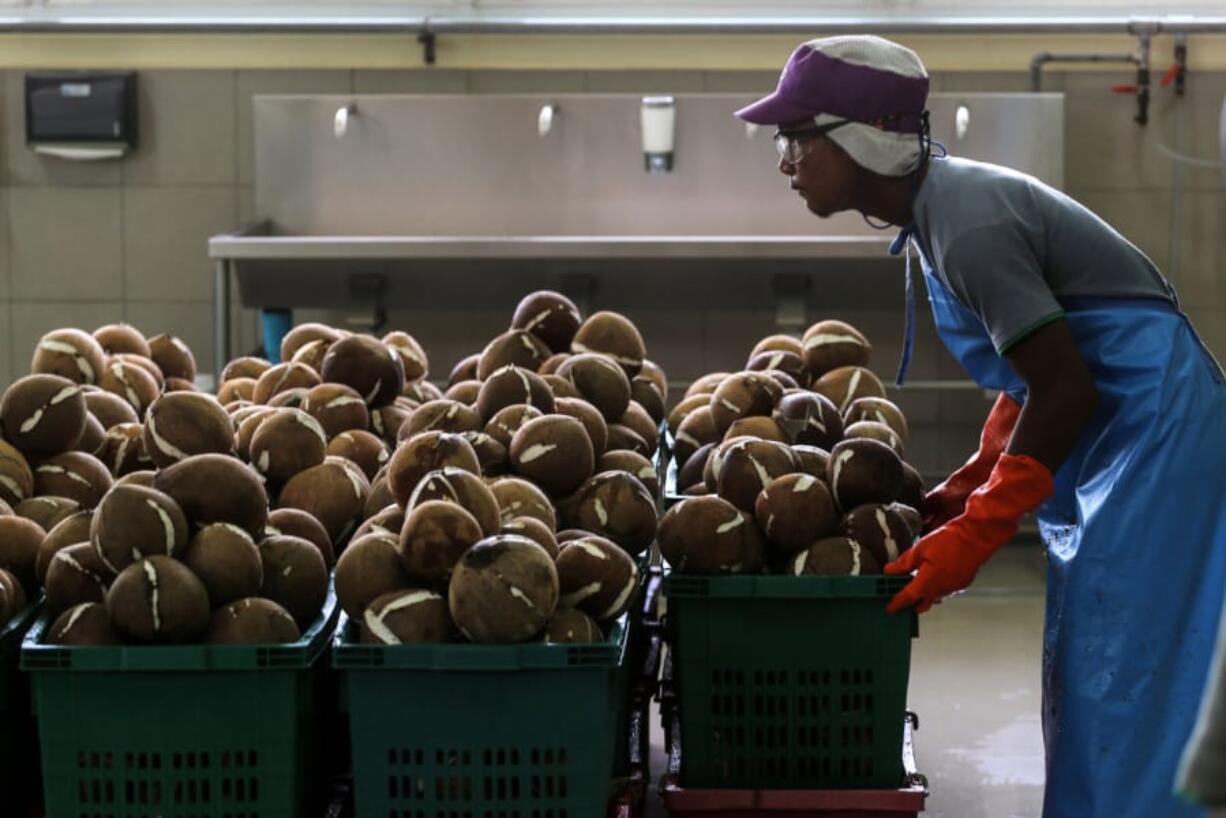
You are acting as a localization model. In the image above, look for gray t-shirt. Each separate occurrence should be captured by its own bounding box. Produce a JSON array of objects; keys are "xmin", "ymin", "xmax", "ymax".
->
[{"xmin": 912, "ymin": 156, "xmax": 1174, "ymax": 353}]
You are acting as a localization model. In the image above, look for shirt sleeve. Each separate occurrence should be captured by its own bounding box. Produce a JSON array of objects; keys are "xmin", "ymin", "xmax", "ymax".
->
[{"xmin": 937, "ymin": 220, "xmax": 1065, "ymax": 354}]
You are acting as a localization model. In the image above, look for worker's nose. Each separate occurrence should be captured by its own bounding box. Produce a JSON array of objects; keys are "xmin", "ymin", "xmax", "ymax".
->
[{"xmin": 778, "ymin": 156, "xmax": 795, "ymax": 176}]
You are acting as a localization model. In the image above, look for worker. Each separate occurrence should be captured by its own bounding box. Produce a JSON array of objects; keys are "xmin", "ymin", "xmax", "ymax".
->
[{"xmin": 735, "ymin": 35, "xmax": 1226, "ymax": 818}]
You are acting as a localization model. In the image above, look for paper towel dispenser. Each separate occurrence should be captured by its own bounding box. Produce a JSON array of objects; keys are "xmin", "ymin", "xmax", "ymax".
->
[{"xmin": 25, "ymin": 72, "xmax": 137, "ymax": 161}]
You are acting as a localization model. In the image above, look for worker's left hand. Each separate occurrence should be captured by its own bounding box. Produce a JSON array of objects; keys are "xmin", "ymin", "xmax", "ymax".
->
[
  {"xmin": 885, "ymin": 453, "xmax": 1054, "ymax": 614},
  {"xmin": 884, "ymin": 523, "xmax": 989, "ymax": 613}
]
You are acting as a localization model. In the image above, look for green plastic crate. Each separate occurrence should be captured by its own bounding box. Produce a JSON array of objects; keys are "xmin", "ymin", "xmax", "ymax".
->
[
  {"xmin": 21, "ymin": 588, "xmax": 340, "ymax": 818},
  {"xmin": 333, "ymin": 611, "xmax": 630, "ymax": 817},
  {"xmin": 665, "ymin": 574, "xmax": 918, "ymax": 790},
  {"xmin": 1, "ymin": 600, "xmax": 42, "ymax": 813}
]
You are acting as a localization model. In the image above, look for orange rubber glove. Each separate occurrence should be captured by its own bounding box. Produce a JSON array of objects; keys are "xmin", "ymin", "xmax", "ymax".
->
[
  {"xmin": 885, "ymin": 453, "xmax": 1053, "ymax": 614},
  {"xmin": 922, "ymin": 392, "xmax": 1022, "ymax": 532}
]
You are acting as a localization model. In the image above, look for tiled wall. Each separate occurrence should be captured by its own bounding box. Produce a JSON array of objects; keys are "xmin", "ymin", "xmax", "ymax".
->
[{"xmin": 1, "ymin": 66, "xmax": 1222, "ymax": 479}]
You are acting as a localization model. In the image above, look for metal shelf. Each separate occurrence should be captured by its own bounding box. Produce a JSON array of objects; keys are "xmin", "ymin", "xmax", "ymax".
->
[{"xmin": 208, "ymin": 233, "xmax": 893, "ymax": 261}]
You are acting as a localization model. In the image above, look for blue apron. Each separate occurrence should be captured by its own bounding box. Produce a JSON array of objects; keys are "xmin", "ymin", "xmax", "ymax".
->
[{"xmin": 895, "ymin": 229, "xmax": 1226, "ymax": 818}]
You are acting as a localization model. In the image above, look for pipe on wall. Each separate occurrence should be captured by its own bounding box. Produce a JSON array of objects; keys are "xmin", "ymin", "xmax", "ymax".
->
[
  {"xmin": 1031, "ymin": 27, "xmax": 1153, "ymax": 126},
  {"xmin": 0, "ymin": 12, "xmax": 1224, "ymax": 35},
  {"xmin": 1030, "ymin": 52, "xmax": 1137, "ymax": 91}
]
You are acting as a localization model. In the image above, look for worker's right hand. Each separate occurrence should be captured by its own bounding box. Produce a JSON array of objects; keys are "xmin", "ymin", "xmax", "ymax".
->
[
  {"xmin": 887, "ymin": 453, "xmax": 1053, "ymax": 614},
  {"xmin": 922, "ymin": 392, "xmax": 1022, "ymax": 532}
]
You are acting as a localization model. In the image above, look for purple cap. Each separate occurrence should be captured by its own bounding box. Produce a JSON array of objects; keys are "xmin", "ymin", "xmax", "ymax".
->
[{"xmin": 736, "ymin": 40, "xmax": 929, "ymax": 132}]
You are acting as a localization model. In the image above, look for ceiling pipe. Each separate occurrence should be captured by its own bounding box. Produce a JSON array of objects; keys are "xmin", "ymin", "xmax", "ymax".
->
[{"xmin": 0, "ymin": 12, "xmax": 1224, "ymax": 34}]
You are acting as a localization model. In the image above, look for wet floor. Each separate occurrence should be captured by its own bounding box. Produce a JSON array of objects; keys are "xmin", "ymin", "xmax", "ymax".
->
[
  {"xmin": 643, "ymin": 545, "xmax": 1048, "ymax": 817},
  {"xmin": 903, "ymin": 545, "xmax": 1047, "ymax": 817}
]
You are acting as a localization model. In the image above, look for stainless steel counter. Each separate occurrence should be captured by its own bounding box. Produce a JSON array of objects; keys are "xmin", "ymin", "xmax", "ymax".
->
[{"xmin": 208, "ymin": 232, "xmax": 893, "ymax": 260}]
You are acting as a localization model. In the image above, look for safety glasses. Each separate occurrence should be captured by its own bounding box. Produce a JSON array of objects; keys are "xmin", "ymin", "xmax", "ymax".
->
[{"xmin": 773, "ymin": 120, "xmax": 852, "ymax": 165}]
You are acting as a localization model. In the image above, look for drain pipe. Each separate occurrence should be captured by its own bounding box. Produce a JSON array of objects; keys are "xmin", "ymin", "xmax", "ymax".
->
[
  {"xmin": 1130, "ymin": 30, "xmax": 1154, "ymax": 125},
  {"xmin": 1164, "ymin": 34, "xmax": 1190, "ymax": 286},
  {"xmin": 1031, "ymin": 29, "xmax": 1153, "ymax": 124},
  {"xmin": 1030, "ymin": 51, "xmax": 1138, "ymax": 92}
]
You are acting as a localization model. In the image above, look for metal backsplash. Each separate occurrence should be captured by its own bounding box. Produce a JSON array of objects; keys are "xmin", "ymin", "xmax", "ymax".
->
[{"xmin": 253, "ymin": 92, "xmax": 1064, "ymax": 238}]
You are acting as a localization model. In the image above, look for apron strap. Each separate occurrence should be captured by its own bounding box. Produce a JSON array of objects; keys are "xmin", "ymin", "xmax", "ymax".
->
[{"xmin": 889, "ymin": 225, "xmax": 919, "ymax": 387}]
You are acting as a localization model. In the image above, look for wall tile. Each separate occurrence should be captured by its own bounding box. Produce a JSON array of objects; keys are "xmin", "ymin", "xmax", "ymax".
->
[
  {"xmin": 8, "ymin": 300, "xmax": 125, "ymax": 379},
  {"xmin": 933, "ymin": 70, "xmax": 1051, "ymax": 94},
  {"xmin": 938, "ymin": 388, "xmax": 997, "ymax": 425},
  {"xmin": 0, "ymin": 302, "xmax": 10, "ymax": 389},
  {"xmin": 215, "ymin": 294, "xmax": 275, "ymax": 365},
  {"xmin": 890, "ymin": 387, "xmax": 939, "ymax": 427},
  {"xmin": 221, "ymin": 249, "xmax": 264, "ymax": 367},
  {"xmin": 612, "ymin": 306, "xmax": 705, "ymax": 383},
  {"xmin": 0, "ymin": 188, "xmax": 9, "ymax": 303},
  {"xmin": 123, "ymin": 71, "xmax": 237, "ymax": 187},
  {"xmin": 236, "ymin": 185, "xmax": 255, "ymax": 225},
  {"xmin": 467, "ymin": 71, "xmax": 585, "ymax": 94},
  {"xmin": 1140, "ymin": 71, "xmax": 1226, "ymax": 194},
  {"xmin": 288, "ymin": 306, "xmax": 509, "ymax": 381},
  {"xmin": 701, "ymin": 71, "xmax": 779, "ymax": 93},
  {"xmin": 123, "ymin": 300, "xmax": 217, "ymax": 376},
  {"xmin": 935, "ymin": 335, "xmax": 970, "ymax": 379},
  {"xmin": 904, "ymin": 424, "xmax": 943, "ymax": 480},
  {"xmin": 1180, "ymin": 71, "xmax": 1226, "ymax": 191},
  {"xmin": 1063, "ymin": 71, "xmax": 1172, "ymax": 192},
  {"xmin": 819, "ymin": 307, "xmax": 925, "ymax": 381},
  {"xmin": 1071, "ymin": 189, "xmax": 1174, "ymax": 273},
  {"xmin": 937, "ymin": 423, "xmax": 985, "ymax": 473},
  {"xmin": 3, "ymin": 64, "xmax": 1223, "ymax": 461},
  {"xmin": 584, "ymin": 71, "xmax": 705, "ymax": 93},
  {"xmin": 122, "ymin": 186, "xmax": 238, "ymax": 302},
  {"xmin": 1175, "ymin": 191, "xmax": 1226, "ymax": 310},
  {"xmin": 700, "ymin": 308, "xmax": 777, "ymax": 374},
  {"xmin": 405, "ymin": 308, "xmax": 509, "ymax": 380},
  {"xmin": 236, "ymin": 70, "xmax": 352, "ymax": 185},
  {"xmin": 2, "ymin": 72, "xmax": 123, "ymax": 188},
  {"xmin": 806, "ymin": 262, "xmax": 905, "ymax": 310},
  {"xmin": 353, "ymin": 70, "xmax": 468, "ymax": 94},
  {"xmin": 219, "ymin": 295, "xmax": 264, "ymax": 366},
  {"xmin": 235, "ymin": 307, "xmax": 263, "ymax": 363},
  {"xmin": 10, "ymin": 187, "xmax": 122, "ymax": 300}
]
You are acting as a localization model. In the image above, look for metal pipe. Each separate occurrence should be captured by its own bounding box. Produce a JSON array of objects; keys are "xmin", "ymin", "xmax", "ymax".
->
[
  {"xmin": 1030, "ymin": 29, "xmax": 1151, "ymax": 123},
  {"xmin": 1135, "ymin": 30, "xmax": 1152, "ymax": 125},
  {"xmin": 0, "ymin": 11, "xmax": 1225, "ymax": 34},
  {"xmin": 1166, "ymin": 34, "xmax": 1189, "ymax": 286},
  {"xmin": 1030, "ymin": 51, "xmax": 1137, "ymax": 92},
  {"xmin": 1174, "ymin": 34, "xmax": 1188, "ymax": 95}
]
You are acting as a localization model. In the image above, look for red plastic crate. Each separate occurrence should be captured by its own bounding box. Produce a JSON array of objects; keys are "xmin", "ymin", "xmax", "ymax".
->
[{"xmin": 660, "ymin": 712, "xmax": 927, "ymax": 818}]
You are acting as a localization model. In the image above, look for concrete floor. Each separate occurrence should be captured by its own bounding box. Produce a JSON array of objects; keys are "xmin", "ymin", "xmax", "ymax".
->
[{"xmin": 643, "ymin": 546, "xmax": 1048, "ymax": 817}]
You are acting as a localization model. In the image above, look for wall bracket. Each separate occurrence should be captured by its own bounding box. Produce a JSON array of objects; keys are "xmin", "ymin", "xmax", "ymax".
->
[
  {"xmin": 772, "ymin": 273, "xmax": 809, "ymax": 334},
  {"xmin": 418, "ymin": 28, "xmax": 437, "ymax": 65}
]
